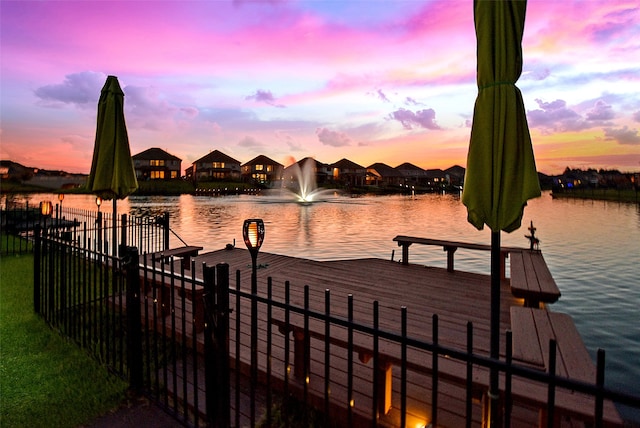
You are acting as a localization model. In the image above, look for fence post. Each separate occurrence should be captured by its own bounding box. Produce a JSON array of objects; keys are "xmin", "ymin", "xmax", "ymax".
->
[
  {"xmin": 546, "ymin": 339, "xmax": 557, "ymax": 428},
  {"xmin": 162, "ymin": 212, "xmax": 170, "ymax": 250},
  {"xmin": 96, "ymin": 211, "xmax": 103, "ymax": 253},
  {"xmin": 123, "ymin": 246, "xmax": 143, "ymax": 393},
  {"xmin": 120, "ymin": 214, "xmax": 127, "ymax": 255},
  {"xmin": 215, "ymin": 262, "xmax": 230, "ymax": 427},
  {"xmin": 46, "ymin": 228, "xmax": 55, "ymax": 318},
  {"xmin": 204, "ymin": 263, "xmax": 230, "ymax": 428},
  {"xmin": 595, "ymin": 349, "xmax": 605, "ymax": 428},
  {"xmin": 34, "ymin": 225, "xmax": 41, "ymax": 314},
  {"xmin": 204, "ymin": 264, "xmax": 216, "ymax": 424},
  {"xmin": 60, "ymin": 237, "xmax": 67, "ymax": 327}
]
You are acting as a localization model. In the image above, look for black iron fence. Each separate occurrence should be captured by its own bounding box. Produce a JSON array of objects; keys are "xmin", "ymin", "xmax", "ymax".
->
[
  {"xmin": 1, "ymin": 200, "xmax": 40, "ymax": 254},
  {"xmin": 33, "ymin": 230, "xmax": 211, "ymax": 426},
  {"xmin": 33, "ymin": 233, "xmax": 640, "ymax": 427},
  {"xmin": 2, "ymin": 202, "xmax": 168, "ymax": 256}
]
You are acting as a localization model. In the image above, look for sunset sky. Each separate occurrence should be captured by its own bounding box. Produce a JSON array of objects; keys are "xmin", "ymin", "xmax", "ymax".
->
[{"xmin": 1, "ymin": 0, "xmax": 639, "ymax": 176}]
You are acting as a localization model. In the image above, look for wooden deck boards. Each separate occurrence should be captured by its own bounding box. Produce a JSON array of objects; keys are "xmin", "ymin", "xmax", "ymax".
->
[{"xmin": 192, "ymin": 248, "xmax": 517, "ymax": 354}]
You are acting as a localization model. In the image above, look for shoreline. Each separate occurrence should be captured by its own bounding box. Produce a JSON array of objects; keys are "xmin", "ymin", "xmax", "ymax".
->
[{"xmin": 551, "ymin": 188, "xmax": 639, "ymax": 204}]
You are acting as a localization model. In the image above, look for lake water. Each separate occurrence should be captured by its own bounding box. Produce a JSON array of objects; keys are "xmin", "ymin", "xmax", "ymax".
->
[{"xmin": 18, "ymin": 191, "xmax": 640, "ymax": 419}]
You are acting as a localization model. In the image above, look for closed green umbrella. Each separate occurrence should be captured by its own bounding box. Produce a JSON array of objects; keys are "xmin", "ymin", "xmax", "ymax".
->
[
  {"xmin": 86, "ymin": 75, "xmax": 138, "ymax": 255},
  {"xmin": 461, "ymin": 1, "xmax": 540, "ymax": 424}
]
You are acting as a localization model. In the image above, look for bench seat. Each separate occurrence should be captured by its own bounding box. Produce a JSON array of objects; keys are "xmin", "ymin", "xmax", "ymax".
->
[
  {"xmin": 392, "ymin": 235, "xmax": 519, "ymax": 278},
  {"xmin": 511, "ymin": 307, "xmax": 591, "ymax": 378},
  {"xmin": 510, "ymin": 306, "xmax": 622, "ymax": 426},
  {"xmin": 158, "ymin": 245, "xmax": 203, "ymax": 270},
  {"xmin": 510, "ymin": 251, "xmax": 560, "ymax": 307}
]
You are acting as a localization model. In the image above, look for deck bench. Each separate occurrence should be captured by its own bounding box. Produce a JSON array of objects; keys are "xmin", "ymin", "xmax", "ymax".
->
[
  {"xmin": 159, "ymin": 245, "xmax": 203, "ymax": 270},
  {"xmin": 510, "ymin": 307, "xmax": 593, "ymax": 379},
  {"xmin": 509, "ymin": 250, "xmax": 560, "ymax": 307},
  {"xmin": 393, "ymin": 235, "xmax": 516, "ymax": 278},
  {"xmin": 510, "ymin": 306, "xmax": 622, "ymax": 426}
]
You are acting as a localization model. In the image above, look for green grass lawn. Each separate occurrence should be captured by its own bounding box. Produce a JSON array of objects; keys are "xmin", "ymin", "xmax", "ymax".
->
[{"xmin": 0, "ymin": 252, "xmax": 128, "ymax": 427}]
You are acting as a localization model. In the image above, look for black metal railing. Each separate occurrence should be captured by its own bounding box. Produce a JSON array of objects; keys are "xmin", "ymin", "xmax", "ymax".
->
[
  {"xmin": 34, "ymin": 227, "xmax": 127, "ymax": 372},
  {"xmin": 33, "ymin": 231, "xmax": 211, "ymax": 427},
  {"xmin": 33, "ymin": 234, "xmax": 640, "ymax": 427},
  {"xmin": 53, "ymin": 206, "xmax": 169, "ymax": 256},
  {"xmin": 1, "ymin": 200, "xmax": 40, "ymax": 254},
  {"xmin": 2, "ymin": 203, "xmax": 168, "ymax": 256}
]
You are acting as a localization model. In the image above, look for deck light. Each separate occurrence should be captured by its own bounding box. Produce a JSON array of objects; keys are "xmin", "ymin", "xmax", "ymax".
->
[
  {"xmin": 95, "ymin": 197, "xmax": 103, "ymax": 251},
  {"xmin": 57, "ymin": 194, "xmax": 64, "ymax": 218},
  {"xmin": 39, "ymin": 200, "xmax": 53, "ymax": 232},
  {"xmin": 40, "ymin": 200, "xmax": 53, "ymax": 217},
  {"xmin": 243, "ymin": 218, "xmax": 265, "ymax": 294},
  {"xmin": 243, "ymin": 218, "xmax": 265, "ymax": 411},
  {"xmin": 243, "ymin": 218, "xmax": 265, "ymax": 257}
]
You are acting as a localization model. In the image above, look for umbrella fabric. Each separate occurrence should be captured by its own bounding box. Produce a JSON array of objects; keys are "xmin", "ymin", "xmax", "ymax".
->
[
  {"xmin": 462, "ymin": 0, "xmax": 540, "ymax": 233},
  {"xmin": 86, "ymin": 75, "xmax": 138, "ymax": 200}
]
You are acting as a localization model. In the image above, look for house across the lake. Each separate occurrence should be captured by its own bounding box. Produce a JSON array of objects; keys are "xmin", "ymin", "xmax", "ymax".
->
[
  {"xmin": 396, "ymin": 162, "xmax": 429, "ymax": 185},
  {"xmin": 330, "ymin": 158, "xmax": 366, "ymax": 187},
  {"xmin": 132, "ymin": 148, "xmax": 182, "ymax": 180},
  {"xmin": 366, "ymin": 162, "xmax": 403, "ymax": 187},
  {"xmin": 241, "ymin": 155, "xmax": 283, "ymax": 187},
  {"xmin": 187, "ymin": 150, "xmax": 242, "ymax": 183}
]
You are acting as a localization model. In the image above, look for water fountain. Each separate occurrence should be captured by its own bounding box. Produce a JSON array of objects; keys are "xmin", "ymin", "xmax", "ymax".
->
[{"xmin": 280, "ymin": 158, "xmax": 338, "ymax": 204}]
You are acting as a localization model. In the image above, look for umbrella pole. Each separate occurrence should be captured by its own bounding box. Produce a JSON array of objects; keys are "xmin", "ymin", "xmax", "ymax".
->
[{"xmin": 488, "ymin": 230, "xmax": 501, "ymax": 426}]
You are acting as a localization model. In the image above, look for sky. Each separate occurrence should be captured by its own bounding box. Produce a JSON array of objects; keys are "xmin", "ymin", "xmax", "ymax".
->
[{"xmin": 1, "ymin": 0, "xmax": 639, "ymax": 176}]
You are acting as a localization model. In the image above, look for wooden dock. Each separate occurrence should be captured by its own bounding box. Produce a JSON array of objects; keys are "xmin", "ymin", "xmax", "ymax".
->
[{"xmin": 144, "ymin": 245, "xmax": 622, "ymax": 427}]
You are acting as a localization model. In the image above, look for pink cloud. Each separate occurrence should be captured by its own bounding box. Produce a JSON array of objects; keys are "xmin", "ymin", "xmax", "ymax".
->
[
  {"xmin": 34, "ymin": 72, "xmax": 105, "ymax": 107},
  {"xmin": 401, "ymin": 1, "xmax": 470, "ymax": 40},
  {"xmin": 316, "ymin": 128, "xmax": 351, "ymax": 147},
  {"xmin": 389, "ymin": 108, "xmax": 440, "ymax": 130},
  {"xmin": 528, "ymin": 99, "xmax": 585, "ymax": 132},
  {"xmin": 586, "ymin": 100, "xmax": 615, "ymax": 122},
  {"xmin": 604, "ymin": 126, "xmax": 640, "ymax": 145},
  {"xmin": 245, "ymin": 90, "xmax": 286, "ymax": 108}
]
